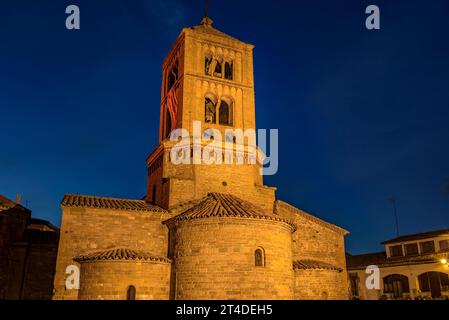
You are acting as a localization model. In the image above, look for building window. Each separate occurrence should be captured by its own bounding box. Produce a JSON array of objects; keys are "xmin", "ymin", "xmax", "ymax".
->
[
  {"xmin": 389, "ymin": 245, "xmax": 403, "ymax": 257},
  {"xmin": 218, "ymin": 100, "xmax": 232, "ymax": 126},
  {"xmin": 439, "ymin": 240, "xmax": 449, "ymax": 252},
  {"xmin": 205, "ymin": 97, "xmax": 217, "ymax": 123},
  {"xmin": 255, "ymin": 248, "xmax": 265, "ymax": 267},
  {"xmin": 204, "ymin": 96, "xmax": 233, "ymax": 126},
  {"xmin": 418, "ymin": 272, "xmax": 449, "ymax": 297},
  {"xmin": 349, "ymin": 274, "xmax": 360, "ymax": 298},
  {"xmin": 205, "ymin": 55, "xmax": 234, "ymax": 81},
  {"xmin": 383, "ymin": 274, "xmax": 409, "ymax": 298},
  {"xmin": 420, "ymin": 241, "xmax": 435, "ymax": 254},
  {"xmin": 167, "ymin": 60, "xmax": 178, "ymax": 93},
  {"xmin": 152, "ymin": 185, "xmax": 157, "ymax": 205},
  {"xmin": 165, "ymin": 109, "xmax": 172, "ymax": 138},
  {"xmin": 213, "ymin": 59, "xmax": 222, "ymax": 77},
  {"xmin": 126, "ymin": 285, "xmax": 136, "ymax": 300},
  {"xmin": 205, "ymin": 55, "xmax": 213, "ymax": 75},
  {"xmin": 224, "ymin": 61, "xmax": 233, "ymax": 80},
  {"xmin": 405, "ymin": 243, "xmax": 419, "ymax": 256}
]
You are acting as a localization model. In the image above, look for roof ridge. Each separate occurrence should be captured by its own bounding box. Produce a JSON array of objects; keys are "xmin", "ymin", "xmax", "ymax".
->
[
  {"xmin": 347, "ymin": 251, "xmax": 449, "ymax": 270},
  {"xmin": 63, "ymin": 193, "xmax": 149, "ymax": 202},
  {"xmin": 275, "ymin": 200, "xmax": 348, "ymax": 235},
  {"xmin": 381, "ymin": 228, "xmax": 449, "ymax": 244},
  {"xmin": 164, "ymin": 193, "xmax": 296, "ymax": 231},
  {"xmin": 61, "ymin": 194, "xmax": 167, "ymax": 212},
  {"xmin": 74, "ymin": 247, "xmax": 172, "ymax": 263}
]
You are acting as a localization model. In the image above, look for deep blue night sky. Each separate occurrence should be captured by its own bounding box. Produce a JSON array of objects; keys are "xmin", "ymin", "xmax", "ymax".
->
[{"xmin": 1, "ymin": 0, "xmax": 448, "ymax": 254}]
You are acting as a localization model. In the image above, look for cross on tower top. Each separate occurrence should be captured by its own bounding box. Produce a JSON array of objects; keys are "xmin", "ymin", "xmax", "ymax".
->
[
  {"xmin": 201, "ymin": 0, "xmax": 213, "ymax": 26},
  {"xmin": 204, "ymin": 0, "xmax": 210, "ymax": 18}
]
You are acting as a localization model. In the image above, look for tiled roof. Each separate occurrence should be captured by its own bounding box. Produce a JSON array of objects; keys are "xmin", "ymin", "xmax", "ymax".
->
[
  {"xmin": 164, "ymin": 193, "xmax": 296, "ymax": 230},
  {"xmin": 346, "ymin": 251, "xmax": 449, "ymax": 270},
  {"xmin": 61, "ymin": 194, "xmax": 167, "ymax": 212},
  {"xmin": 293, "ymin": 259, "xmax": 342, "ymax": 272},
  {"xmin": 381, "ymin": 228, "xmax": 449, "ymax": 244},
  {"xmin": 74, "ymin": 248, "xmax": 171, "ymax": 263},
  {"xmin": 0, "ymin": 194, "xmax": 30, "ymax": 212}
]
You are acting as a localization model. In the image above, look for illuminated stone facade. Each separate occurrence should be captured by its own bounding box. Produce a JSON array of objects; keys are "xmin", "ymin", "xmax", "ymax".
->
[{"xmin": 52, "ymin": 17, "xmax": 349, "ymax": 300}]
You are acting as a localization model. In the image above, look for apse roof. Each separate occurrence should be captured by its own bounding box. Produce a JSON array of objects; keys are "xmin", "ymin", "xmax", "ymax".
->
[
  {"xmin": 164, "ymin": 192, "xmax": 296, "ymax": 230},
  {"xmin": 74, "ymin": 247, "xmax": 171, "ymax": 263}
]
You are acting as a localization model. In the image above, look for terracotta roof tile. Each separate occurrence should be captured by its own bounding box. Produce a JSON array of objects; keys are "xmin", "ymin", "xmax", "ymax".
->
[
  {"xmin": 293, "ymin": 259, "xmax": 342, "ymax": 272},
  {"xmin": 74, "ymin": 248, "xmax": 171, "ymax": 263},
  {"xmin": 346, "ymin": 251, "xmax": 449, "ymax": 270},
  {"xmin": 164, "ymin": 193, "xmax": 296, "ymax": 231},
  {"xmin": 381, "ymin": 228, "xmax": 449, "ymax": 244},
  {"xmin": 61, "ymin": 194, "xmax": 167, "ymax": 212}
]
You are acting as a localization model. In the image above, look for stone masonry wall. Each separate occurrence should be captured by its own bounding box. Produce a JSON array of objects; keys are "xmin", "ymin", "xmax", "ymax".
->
[
  {"xmin": 21, "ymin": 243, "xmax": 59, "ymax": 300},
  {"xmin": 294, "ymin": 269, "xmax": 348, "ymax": 300},
  {"xmin": 0, "ymin": 209, "xmax": 29, "ymax": 299},
  {"xmin": 165, "ymin": 157, "xmax": 275, "ymax": 212},
  {"xmin": 53, "ymin": 207, "xmax": 169, "ymax": 300},
  {"xmin": 78, "ymin": 260, "xmax": 170, "ymax": 300},
  {"xmin": 292, "ymin": 215, "xmax": 347, "ymax": 268},
  {"xmin": 171, "ymin": 217, "xmax": 294, "ymax": 300},
  {"xmin": 275, "ymin": 201, "xmax": 349, "ymax": 300}
]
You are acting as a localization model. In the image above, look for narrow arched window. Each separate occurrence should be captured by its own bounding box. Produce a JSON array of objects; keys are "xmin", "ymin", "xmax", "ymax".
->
[
  {"xmin": 225, "ymin": 61, "xmax": 233, "ymax": 80},
  {"xmin": 255, "ymin": 248, "xmax": 265, "ymax": 267},
  {"xmin": 205, "ymin": 55, "xmax": 213, "ymax": 76},
  {"xmin": 219, "ymin": 100, "xmax": 232, "ymax": 126},
  {"xmin": 214, "ymin": 60, "xmax": 222, "ymax": 77},
  {"xmin": 165, "ymin": 109, "xmax": 172, "ymax": 138},
  {"xmin": 205, "ymin": 97, "xmax": 216, "ymax": 123},
  {"xmin": 167, "ymin": 60, "xmax": 178, "ymax": 92},
  {"xmin": 126, "ymin": 285, "xmax": 136, "ymax": 300},
  {"xmin": 151, "ymin": 185, "xmax": 156, "ymax": 205}
]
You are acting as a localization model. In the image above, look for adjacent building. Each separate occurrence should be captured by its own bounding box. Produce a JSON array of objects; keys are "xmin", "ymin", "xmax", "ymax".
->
[
  {"xmin": 0, "ymin": 194, "xmax": 59, "ymax": 300},
  {"xmin": 347, "ymin": 229, "xmax": 449, "ymax": 300}
]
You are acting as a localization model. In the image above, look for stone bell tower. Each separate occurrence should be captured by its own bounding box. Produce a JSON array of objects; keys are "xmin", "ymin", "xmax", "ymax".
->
[{"xmin": 145, "ymin": 17, "xmax": 276, "ymax": 211}]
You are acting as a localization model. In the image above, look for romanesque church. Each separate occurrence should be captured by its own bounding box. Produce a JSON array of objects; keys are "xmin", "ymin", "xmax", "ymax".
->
[{"xmin": 53, "ymin": 17, "xmax": 349, "ymax": 300}]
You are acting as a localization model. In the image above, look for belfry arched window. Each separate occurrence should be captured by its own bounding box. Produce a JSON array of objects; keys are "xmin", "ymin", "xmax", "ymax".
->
[
  {"xmin": 224, "ymin": 61, "xmax": 233, "ymax": 80},
  {"xmin": 167, "ymin": 60, "xmax": 178, "ymax": 92},
  {"xmin": 127, "ymin": 285, "xmax": 136, "ymax": 300},
  {"xmin": 205, "ymin": 97, "xmax": 217, "ymax": 123},
  {"xmin": 218, "ymin": 99, "xmax": 233, "ymax": 126},
  {"xmin": 213, "ymin": 58, "xmax": 222, "ymax": 77},
  {"xmin": 165, "ymin": 109, "xmax": 172, "ymax": 138},
  {"xmin": 255, "ymin": 248, "xmax": 265, "ymax": 267},
  {"xmin": 205, "ymin": 55, "xmax": 213, "ymax": 76}
]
